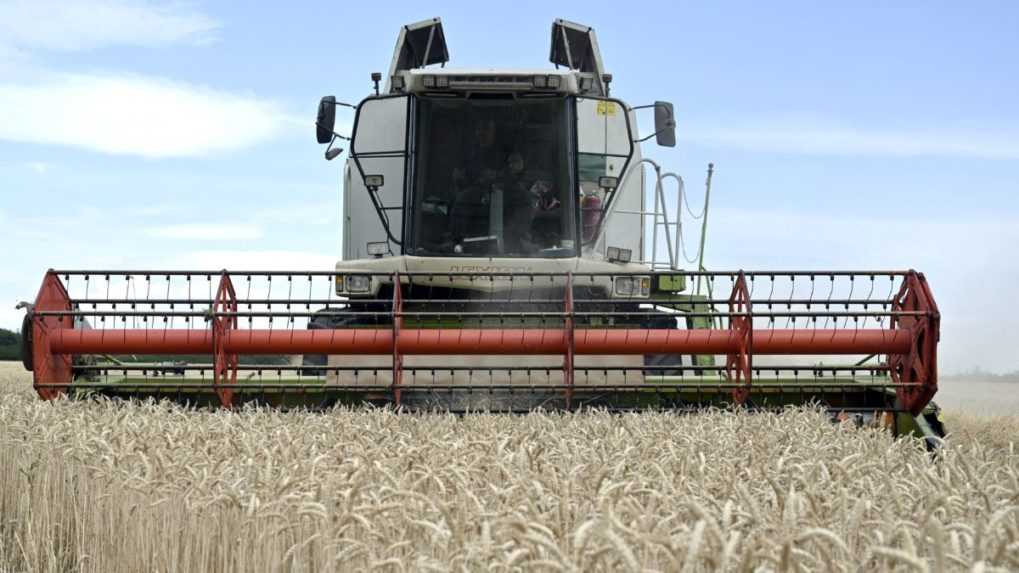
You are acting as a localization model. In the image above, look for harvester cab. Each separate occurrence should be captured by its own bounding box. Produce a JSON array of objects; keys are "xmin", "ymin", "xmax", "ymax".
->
[
  {"xmin": 318, "ymin": 19, "xmax": 673, "ymax": 270},
  {"xmin": 21, "ymin": 18, "xmax": 945, "ymax": 446}
]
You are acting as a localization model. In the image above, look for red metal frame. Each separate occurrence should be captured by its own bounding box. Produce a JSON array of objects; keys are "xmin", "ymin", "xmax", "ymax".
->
[
  {"xmin": 212, "ymin": 273, "xmax": 238, "ymax": 408},
  {"xmin": 27, "ymin": 271, "xmax": 940, "ymax": 414},
  {"xmin": 889, "ymin": 271, "xmax": 940, "ymax": 415},
  {"xmin": 726, "ymin": 272, "xmax": 753, "ymax": 404},
  {"xmin": 31, "ymin": 271, "xmax": 73, "ymax": 400}
]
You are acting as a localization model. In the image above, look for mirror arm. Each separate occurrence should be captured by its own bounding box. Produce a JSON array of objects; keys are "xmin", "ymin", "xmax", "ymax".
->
[
  {"xmin": 630, "ymin": 103, "xmax": 674, "ymax": 117},
  {"xmin": 630, "ymin": 102, "xmax": 676, "ymax": 121},
  {"xmin": 319, "ymin": 126, "xmax": 352, "ymax": 161},
  {"xmin": 629, "ymin": 102, "xmax": 676, "ymax": 145},
  {"xmin": 315, "ymin": 121, "xmax": 351, "ymax": 141},
  {"xmin": 323, "ymin": 137, "xmax": 343, "ymax": 161},
  {"xmin": 635, "ymin": 128, "xmax": 670, "ymax": 143}
]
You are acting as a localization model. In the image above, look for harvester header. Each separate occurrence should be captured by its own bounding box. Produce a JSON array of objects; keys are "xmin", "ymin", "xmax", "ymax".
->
[{"xmin": 25, "ymin": 269, "xmax": 939, "ymax": 419}]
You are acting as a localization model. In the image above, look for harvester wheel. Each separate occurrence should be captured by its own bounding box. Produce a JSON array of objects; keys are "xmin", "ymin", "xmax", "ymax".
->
[
  {"xmin": 923, "ymin": 407, "xmax": 947, "ymax": 440},
  {"xmin": 643, "ymin": 314, "xmax": 683, "ymax": 376},
  {"xmin": 301, "ymin": 308, "xmax": 358, "ymax": 376},
  {"xmin": 20, "ymin": 313, "xmax": 33, "ymax": 372}
]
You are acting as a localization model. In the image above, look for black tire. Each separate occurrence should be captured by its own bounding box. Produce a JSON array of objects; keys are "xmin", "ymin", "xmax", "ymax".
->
[
  {"xmin": 20, "ymin": 313, "xmax": 33, "ymax": 372},
  {"xmin": 301, "ymin": 353, "xmax": 328, "ymax": 376},
  {"xmin": 924, "ymin": 408, "xmax": 947, "ymax": 439},
  {"xmin": 301, "ymin": 309, "xmax": 357, "ymax": 376},
  {"xmin": 643, "ymin": 314, "xmax": 682, "ymax": 375}
]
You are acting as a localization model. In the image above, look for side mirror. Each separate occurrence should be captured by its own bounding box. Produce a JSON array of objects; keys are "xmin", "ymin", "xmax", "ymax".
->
[
  {"xmin": 316, "ymin": 96, "xmax": 337, "ymax": 144},
  {"xmin": 653, "ymin": 101, "xmax": 676, "ymax": 147}
]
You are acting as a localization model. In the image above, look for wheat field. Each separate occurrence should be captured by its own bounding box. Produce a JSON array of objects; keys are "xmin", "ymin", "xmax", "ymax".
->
[{"xmin": 1, "ymin": 362, "xmax": 1017, "ymax": 572}]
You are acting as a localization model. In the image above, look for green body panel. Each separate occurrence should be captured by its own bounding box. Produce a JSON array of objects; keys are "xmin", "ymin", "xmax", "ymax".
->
[
  {"xmin": 67, "ymin": 372, "xmax": 942, "ymax": 441},
  {"xmin": 654, "ymin": 274, "xmax": 687, "ymax": 293}
]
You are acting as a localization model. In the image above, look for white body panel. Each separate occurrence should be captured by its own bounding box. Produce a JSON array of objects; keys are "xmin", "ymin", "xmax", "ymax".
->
[
  {"xmin": 574, "ymin": 100, "xmax": 645, "ymax": 261},
  {"xmin": 334, "ymin": 254, "xmax": 652, "ymax": 293},
  {"xmin": 598, "ymin": 134, "xmax": 645, "ymax": 260},
  {"xmin": 343, "ymin": 158, "xmax": 402, "ymax": 260},
  {"xmin": 343, "ymin": 95, "xmax": 409, "ymax": 259}
]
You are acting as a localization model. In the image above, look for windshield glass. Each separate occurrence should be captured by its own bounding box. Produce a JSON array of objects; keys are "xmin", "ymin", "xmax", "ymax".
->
[{"xmin": 409, "ymin": 96, "xmax": 576, "ymax": 258}]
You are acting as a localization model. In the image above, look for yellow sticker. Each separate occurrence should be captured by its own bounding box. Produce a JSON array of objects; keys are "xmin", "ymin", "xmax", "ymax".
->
[{"xmin": 596, "ymin": 101, "xmax": 617, "ymax": 116}]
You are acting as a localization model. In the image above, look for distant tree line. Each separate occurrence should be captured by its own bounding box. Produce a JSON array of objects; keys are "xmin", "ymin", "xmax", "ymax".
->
[
  {"xmin": 944, "ymin": 367, "xmax": 1019, "ymax": 382},
  {"xmin": 0, "ymin": 328, "xmax": 20, "ymax": 361}
]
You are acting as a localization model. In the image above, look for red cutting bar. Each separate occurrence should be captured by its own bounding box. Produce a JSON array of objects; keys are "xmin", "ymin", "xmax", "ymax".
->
[
  {"xmin": 49, "ymin": 327, "xmax": 913, "ymax": 356},
  {"xmin": 231, "ymin": 330, "xmax": 394, "ymax": 354},
  {"xmin": 50, "ymin": 329, "xmax": 213, "ymax": 354}
]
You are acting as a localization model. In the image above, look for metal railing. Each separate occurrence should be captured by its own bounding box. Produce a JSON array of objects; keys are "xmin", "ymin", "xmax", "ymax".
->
[{"xmin": 596, "ymin": 160, "xmax": 712, "ymax": 274}]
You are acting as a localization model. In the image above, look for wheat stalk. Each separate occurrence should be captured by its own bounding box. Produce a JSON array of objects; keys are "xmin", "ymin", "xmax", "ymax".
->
[{"xmin": 0, "ymin": 363, "xmax": 1016, "ymax": 572}]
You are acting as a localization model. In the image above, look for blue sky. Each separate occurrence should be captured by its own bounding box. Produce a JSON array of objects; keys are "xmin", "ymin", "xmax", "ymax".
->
[{"xmin": 0, "ymin": 0, "xmax": 1016, "ymax": 372}]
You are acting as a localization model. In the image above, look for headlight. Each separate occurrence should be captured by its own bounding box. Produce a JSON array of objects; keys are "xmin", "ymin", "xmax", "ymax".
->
[
  {"xmin": 605, "ymin": 246, "xmax": 632, "ymax": 263},
  {"xmin": 366, "ymin": 242, "xmax": 388, "ymax": 257},
  {"xmin": 614, "ymin": 277, "xmax": 634, "ymax": 296},
  {"xmin": 345, "ymin": 275, "xmax": 371, "ymax": 294},
  {"xmin": 533, "ymin": 75, "xmax": 561, "ymax": 90},
  {"xmin": 614, "ymin": 276, "xmax": 651, "ymax": 298}
]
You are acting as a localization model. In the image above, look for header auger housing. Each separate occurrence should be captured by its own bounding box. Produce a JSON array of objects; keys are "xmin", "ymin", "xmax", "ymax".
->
[{"xmin": 20, "ymin": 18, "xmax": 944, "ymax": 445}]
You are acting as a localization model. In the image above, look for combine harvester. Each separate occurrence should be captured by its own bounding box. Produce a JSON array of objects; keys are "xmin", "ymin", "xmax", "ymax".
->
[{"xmin": 20, "ymin": 19, "xmax": 944, "ymax": 443}]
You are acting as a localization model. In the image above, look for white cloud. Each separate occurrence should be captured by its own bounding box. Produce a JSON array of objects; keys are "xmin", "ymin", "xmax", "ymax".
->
[
  {"xmin": 685, "ymin": 121, "xmax": 1019, "ymax": 160},
  {"xmin": 147, "ymin": 223, "xmax": 263, "ymax": 241},
  {"xmin": 0, "ymin": 0, "xmax": 219, "ymax": 51},
  {"xmin": 0, "ymin": 73, "xmax": 299, "ymax": 157}
]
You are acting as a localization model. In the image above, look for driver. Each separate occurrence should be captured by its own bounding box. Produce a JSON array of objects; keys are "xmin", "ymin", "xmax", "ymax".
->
[
  {"xmin": 497, "ymin": 151, "xmax": 559, "ymax": 253},
  {"xmin": 452, "ymin": 118, "xmax": 502, "ymax": 192},
  {"xmin": 449, "ymin": 118, "xmax": 504, "ymax": 246}
]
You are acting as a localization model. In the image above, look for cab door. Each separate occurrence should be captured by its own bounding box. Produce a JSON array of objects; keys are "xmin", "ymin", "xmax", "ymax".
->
[{"xmin": 347, "ymin": 95, "xmax": 411, "ymax": 259}]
